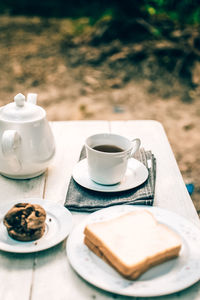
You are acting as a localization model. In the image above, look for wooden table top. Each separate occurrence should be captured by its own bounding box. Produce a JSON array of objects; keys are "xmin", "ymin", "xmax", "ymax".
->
[{"xmin": 0, "ymin": 120, "xmax": 199, "ymax": 300}]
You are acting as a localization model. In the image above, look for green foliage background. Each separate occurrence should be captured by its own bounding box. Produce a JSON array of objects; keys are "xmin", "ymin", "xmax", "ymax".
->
[{"xmin": 0, "ymin": 0, "xmax": 199, "ymax": 25}]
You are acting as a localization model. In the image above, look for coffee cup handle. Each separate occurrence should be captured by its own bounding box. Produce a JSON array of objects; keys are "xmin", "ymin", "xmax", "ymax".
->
[{"xmin": 130, "ymin": 138, "xmax": 141, "ymax": 157}]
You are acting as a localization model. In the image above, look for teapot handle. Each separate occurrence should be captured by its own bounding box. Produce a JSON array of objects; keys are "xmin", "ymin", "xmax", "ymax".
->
[{"xmin": 2, "ymin": 130, "xmax": 21, "ymax": 171}]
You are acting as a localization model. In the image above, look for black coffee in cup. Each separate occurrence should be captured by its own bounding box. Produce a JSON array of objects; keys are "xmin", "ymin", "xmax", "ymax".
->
[{"xmin": 92, "ymin": 144, "xmax": 124, "ymax": 153}]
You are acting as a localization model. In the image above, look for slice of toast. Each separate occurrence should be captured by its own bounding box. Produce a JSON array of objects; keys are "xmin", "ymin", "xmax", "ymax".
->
[{"xmin": 84, "ymin": 210, "xmax": 182, "ymax": 279}]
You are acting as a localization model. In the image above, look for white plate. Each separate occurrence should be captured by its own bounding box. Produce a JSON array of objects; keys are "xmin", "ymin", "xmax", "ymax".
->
[
  {"xmin": 0, "ymin": 198, "xmax": 73, "ymax": 253},
  {"xmin": 67, "ymin": 205, "xmax": 200, "ymax": 297},
  {"xmin": 72, "ymin": 158, "xmax": 148, "ymax": 192}
]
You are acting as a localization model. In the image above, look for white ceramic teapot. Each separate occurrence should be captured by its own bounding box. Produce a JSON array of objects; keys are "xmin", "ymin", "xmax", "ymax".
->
[{"xmin": 0, "ymin": 93, "xmax": 56, "ymax": 179}]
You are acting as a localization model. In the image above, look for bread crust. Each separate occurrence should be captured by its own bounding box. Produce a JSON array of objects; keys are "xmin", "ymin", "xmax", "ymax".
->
[{"xmin": 84, "ymin": 236, "xmax": 180, "ymax": 279}]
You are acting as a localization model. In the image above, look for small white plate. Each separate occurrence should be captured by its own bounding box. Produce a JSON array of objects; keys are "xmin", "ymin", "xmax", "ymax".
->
[
  {"xmin": 72, "ymin": 158, "xmax": 148, "ymax": 192},
  {"xmin": 67, "ymin": 205, "xmax": 200, "ymax": 297},
  {"xmin": 0, "ymin": 198, "xmax": 73, "ymax": 253}
]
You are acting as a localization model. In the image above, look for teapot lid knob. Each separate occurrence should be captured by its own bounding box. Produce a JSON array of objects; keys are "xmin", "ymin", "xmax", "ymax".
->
[{"xmin": 14, "ymin": 93, "xmax": 25, "ymax": 107}]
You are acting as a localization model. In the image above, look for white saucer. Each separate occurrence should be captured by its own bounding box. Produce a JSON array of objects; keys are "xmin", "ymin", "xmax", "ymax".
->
[
  {"xmin": 72, "ymin": 158, "xmax": 148, "ymax": 192},
  {"xmin": 0, "ymin": 198, "xmax": 73, "ymax": 253},
  {"xmin": 67, "ymin": 205, "xmax": 200, "ymax": 297}
]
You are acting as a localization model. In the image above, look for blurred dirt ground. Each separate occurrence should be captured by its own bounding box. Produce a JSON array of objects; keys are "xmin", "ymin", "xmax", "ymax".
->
[{"xmin": 0, "ymin": 15, "xmax": 199, "ymax": 215}]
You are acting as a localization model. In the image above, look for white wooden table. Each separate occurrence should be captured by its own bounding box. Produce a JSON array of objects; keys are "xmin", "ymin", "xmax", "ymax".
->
[{"xmin": 0, "ymin": 120, "xmax": 199, "ymax": 300}]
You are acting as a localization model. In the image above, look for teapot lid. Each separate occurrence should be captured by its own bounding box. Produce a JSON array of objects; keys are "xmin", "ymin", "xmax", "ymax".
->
[{"xmin": 0, "ymin": 93, "xmax": 45, "ymax": 122}]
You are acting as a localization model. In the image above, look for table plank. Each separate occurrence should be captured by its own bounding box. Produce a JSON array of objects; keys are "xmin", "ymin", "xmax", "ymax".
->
[
  {"xmin": 0, "ymin": 174, "xmax": 46, "ymax": 300},
  {"xmin": 31, "ymin": 121, "xmax": 112, "ymax": 300}
]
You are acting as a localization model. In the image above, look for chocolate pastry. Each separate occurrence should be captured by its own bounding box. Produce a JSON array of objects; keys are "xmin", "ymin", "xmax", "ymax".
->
[{"xmin": 3, "ymin": 203, "xmax": 46, "ymax": 241}]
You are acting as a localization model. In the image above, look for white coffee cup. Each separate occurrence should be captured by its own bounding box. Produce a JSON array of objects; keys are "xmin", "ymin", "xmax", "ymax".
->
[{"xmin": 85, "ymin": 133, "xmax": 141, "ymax": 185}]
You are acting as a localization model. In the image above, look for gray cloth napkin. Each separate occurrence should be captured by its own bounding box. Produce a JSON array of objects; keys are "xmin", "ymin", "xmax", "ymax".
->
[{"xmin": 65, "ymin": 147, "xmax": 156, "ymax": 212}]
